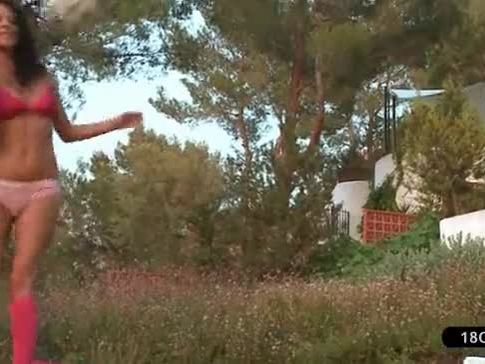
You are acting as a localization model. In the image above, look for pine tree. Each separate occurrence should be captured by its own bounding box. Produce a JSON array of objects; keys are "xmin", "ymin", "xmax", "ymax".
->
[{"xmin": 400, "ymin": 82, "xmax": 485, "ymax": 217}]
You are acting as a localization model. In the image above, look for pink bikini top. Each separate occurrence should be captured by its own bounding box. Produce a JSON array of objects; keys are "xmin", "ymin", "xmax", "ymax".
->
[{"xmin": 0, "ymin": 84, "xmax": 58, "ymax": 121}]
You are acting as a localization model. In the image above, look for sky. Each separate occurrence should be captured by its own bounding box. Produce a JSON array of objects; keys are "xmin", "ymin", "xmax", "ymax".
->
[
  {"xmin": 54, "ymin": 73, "xmax": 236, "ymax": 171},
  {"xmin": 52, "ymin": 68, "xmax": 439, "ymax": 172},
  {"xmin": 49, "ymin": 1, "xmax": 241, "ymax": 171}
]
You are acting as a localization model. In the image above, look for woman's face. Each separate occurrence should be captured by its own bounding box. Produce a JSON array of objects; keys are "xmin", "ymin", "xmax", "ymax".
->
[{"xmin": 0, "ymin": 4, "xmax": 17, "ymax": 50}]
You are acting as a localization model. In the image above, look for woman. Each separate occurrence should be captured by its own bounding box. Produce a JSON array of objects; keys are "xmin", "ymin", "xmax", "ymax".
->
[{"xmin": 0, "ymin": 1, "xmax": 143, "ymax": 363}]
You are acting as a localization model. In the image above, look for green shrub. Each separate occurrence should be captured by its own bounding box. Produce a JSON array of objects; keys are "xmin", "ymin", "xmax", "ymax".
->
[
  {"xmin": 358, "ymin": 244, "xmax": 448, "ymax": 280},
  {"xmin": 383, "ymin": 211, "xmax": 440, "ymax": 253},
  {"xmin": 355, "ymin": 212, "xmax": 441, "ymax": 279},
  {"xmin": 307, "ymin": 235, "xmax": 384, "ymax": 278},
  {"xmin": 359, "ymin": 216, "xmax": 485, "ymax": 281},
  {"xmin": 308, "ymin": 212, "xmax": 440, "ymax": 279},
  {"xmin": 364, "ymin": 175, "xmax": 401, "ymax": 212}
]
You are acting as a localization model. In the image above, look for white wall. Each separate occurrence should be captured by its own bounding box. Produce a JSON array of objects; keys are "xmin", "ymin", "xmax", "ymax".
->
[
  {"xmin": 440, "ymin": 210, "xmax": 485, "ymax": 246},
  {"xmin": 374, "ymin": 154, "xmax": 395, "ymax": 188},
  {"xmin": 464, "ymin": 357, "xmax": 485, "ymax": 364},
  {"xmin": 332, "ymin": 181, "xmax": 370, "ymax": 241},
  {"xmin": 374, "ymin": 154, "xmax": 423, "ymax": 212}
]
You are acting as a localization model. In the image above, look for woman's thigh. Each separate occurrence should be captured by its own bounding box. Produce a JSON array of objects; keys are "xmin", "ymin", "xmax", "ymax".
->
[
  {"xmin": 13, "ymin": 193, "xmax": 61, "ymax": 278},
  {"xmin": 0, "ymin": 203, "xmax": 13, "ymax": 272}
]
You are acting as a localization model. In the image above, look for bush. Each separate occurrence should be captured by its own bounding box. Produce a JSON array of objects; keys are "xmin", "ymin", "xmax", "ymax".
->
[
  {"xmin": 307, "ymin": 235, "xmax": 383, "ymax": 278},
  {"xmin": 358, "ymin": 214, "xmax": 485, "ymax": 281},
  {"xmin": 382, "ymin": 211, "xmax": 440, "ymax": 253},
  {"xmin": 364, "ymin": 175, "xmax": 401, "ymax": 212},
  {"xmin": 308, "ymin": 211, "xmax": 440, "ymax": 279},
  {"xmin": 356, "ymin": 212, "xmax": 444, "ymax": 280}
]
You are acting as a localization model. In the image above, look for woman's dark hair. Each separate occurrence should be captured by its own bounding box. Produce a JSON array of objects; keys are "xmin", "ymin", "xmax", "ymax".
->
[{"xmin": 0, "ymin": 0, "xmax": 45, "ymax": 86}]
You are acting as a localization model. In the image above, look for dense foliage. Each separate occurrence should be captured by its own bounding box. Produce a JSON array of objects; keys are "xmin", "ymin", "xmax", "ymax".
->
[
  {"xmin": 364, "ymin": 175, "xmax": 401, "ymax": 212},
  {"xmin": 400, "ymin": 83, "xmax": 485, "ymax": 217}
]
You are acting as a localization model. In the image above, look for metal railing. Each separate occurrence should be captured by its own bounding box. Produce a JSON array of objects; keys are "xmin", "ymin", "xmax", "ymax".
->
[
  {"xmin": 21, "ymin": 0, "xmax": 47, "ymax": 22},
  {"xmin": 325, "ymin": 206, "xmax": 350, "ymax": 237},
  {"xmin": 383, "ymin": 86, "xmax": 399, "ymax": 155}
]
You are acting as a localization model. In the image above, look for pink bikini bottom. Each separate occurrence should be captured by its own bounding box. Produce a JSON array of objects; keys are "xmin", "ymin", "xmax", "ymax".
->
[{"xmin": 0, "ymin": 178, "xmax": 62, "ymax": 217}]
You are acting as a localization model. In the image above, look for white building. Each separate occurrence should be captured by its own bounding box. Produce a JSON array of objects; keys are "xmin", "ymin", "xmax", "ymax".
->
[{"xmin": 331, "ymin": 82, "xmax": 485, "ymax": 242}]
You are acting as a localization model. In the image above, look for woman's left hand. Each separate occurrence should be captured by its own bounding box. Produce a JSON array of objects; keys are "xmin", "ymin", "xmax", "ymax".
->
[{"xmin": 114, "ymin": 111, "xmax": 143, "ymax": 130}]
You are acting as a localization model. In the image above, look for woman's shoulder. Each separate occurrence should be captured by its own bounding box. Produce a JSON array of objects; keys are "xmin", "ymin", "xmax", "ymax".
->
[
  {"xmin": 36, "ymin": 71, "xmax": 60, "ymax": 93},
  {"xmin": 38, "ymin": 71, "xmax": 56, "ymax": 85}
]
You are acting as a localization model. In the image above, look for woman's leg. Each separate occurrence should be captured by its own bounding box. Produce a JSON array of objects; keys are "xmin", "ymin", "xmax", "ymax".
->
[
  {"xmin": 0, "ymin": 205, "xmax": 13, "ymax": 324},
  {"xmin": 0, "ymin": 204, "xmax": 13, "ymax": 273},
  {"xmin": 9, "ymin": 193, "xmax": 61, "ymax": 364}
]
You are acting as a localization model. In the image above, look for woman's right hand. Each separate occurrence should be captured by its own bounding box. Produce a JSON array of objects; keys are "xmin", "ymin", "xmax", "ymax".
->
[{"xmin": 113, "ymin": 112, "xmax": 143, "ymax": 130}]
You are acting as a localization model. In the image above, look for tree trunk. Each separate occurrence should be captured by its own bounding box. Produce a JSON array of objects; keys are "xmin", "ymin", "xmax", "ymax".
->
[
  {"xmin": 274, "ymin": 26, "xmax": 306, "ymax": 211},
  {"xmin": 306, "ymin": 54, "xmax": 325, "ymax": 154},
  {"xmin": 234, "ymin": 110, "xmax": 255, "ymax": 259},
  {"xmin": 366, "ymin": 111, "xmax": 377, "ymax": 161},
  {"xmin": 235, "ymin": 109, "xmax": 253, "ymax": 204},
  {"xmin": 442, "ymin": 190, "xmax": 457, "ymax": 218}
]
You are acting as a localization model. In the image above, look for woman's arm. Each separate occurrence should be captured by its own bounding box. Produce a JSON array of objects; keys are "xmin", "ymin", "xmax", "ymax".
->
[
  {"xmin": 54, "ymin": 112, "xmax": 122, "ymax": 143},
  {"xmin": 49, "ymin": 78, "xmax": 142, "ymax": 143}
]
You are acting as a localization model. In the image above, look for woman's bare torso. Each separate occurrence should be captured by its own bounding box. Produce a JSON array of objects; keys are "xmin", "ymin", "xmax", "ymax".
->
[{"xmin": 0, "ymin": 79, "xmax": 59, "ymax": 181}]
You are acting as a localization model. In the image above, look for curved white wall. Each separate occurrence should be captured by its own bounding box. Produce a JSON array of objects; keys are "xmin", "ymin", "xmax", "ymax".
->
[
  {"xmin": 374, "ymin": 154, "xmax": 423, "ymax": 212},
  {"xmin": 332, "ymin": 181, "xmax": 370, "ymax": 241},
  {"xmin": 374, "ymin": 154, "xmax": 395, "ymax": 188},
  {"xmin": 465, "ymin": 357, "xmax": 485, "ymax": 364},
  {"xmin": 440, "ymin": 210, "xmax": 485, "ymax": 247}
]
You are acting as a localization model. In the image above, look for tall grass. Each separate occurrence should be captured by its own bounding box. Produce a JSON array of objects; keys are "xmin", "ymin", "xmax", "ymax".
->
[{"xmin": 0, "ymin": 244, "xmax": 483, "ymax": 363}]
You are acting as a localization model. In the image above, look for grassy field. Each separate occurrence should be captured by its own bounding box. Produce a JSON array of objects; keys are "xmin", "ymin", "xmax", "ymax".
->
[{"xmin": 0, "ymin": 260, "xmax": 482, "ymax": 364}]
